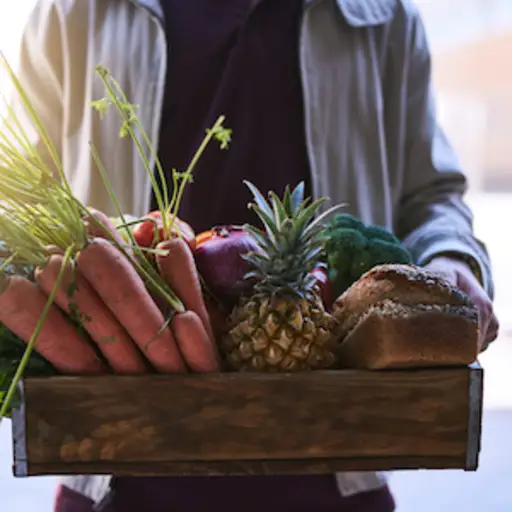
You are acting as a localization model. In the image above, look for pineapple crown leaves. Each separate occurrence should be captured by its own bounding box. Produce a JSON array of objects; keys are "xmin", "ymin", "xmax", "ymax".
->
[
  {"xmin": 243, "ymin": 180, "xmax": 347, "ymax": 245},
  {"xmin": 241, "ymin": 180, "xmax": 345, "ymax": 296},
  {"xmin": 243, "ymin": 180, "xmax": 327, "ymax": 243}
]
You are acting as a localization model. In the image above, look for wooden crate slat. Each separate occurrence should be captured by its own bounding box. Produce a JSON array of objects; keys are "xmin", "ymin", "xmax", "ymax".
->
[
  {"xmin": 14, "ymin": 456, "xmax": 472, "ymax": 478},
  {"xmin": 11, "ymin": 364, "xmax": 483, "ymax": 477}
]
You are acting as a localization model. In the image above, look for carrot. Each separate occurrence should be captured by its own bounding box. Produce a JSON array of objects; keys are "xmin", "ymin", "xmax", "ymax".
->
[
  {"xmin": 156, "ymin": 238, "xmax": 215, "ymax": 342},
  {"xmin": 76, "ymin": 237, "xmax": 186, "ymax": 373},
  {"xmin": 34, "ymin": 254, "xmax": 148, "ymax": 374},
  {"xmin": 0, "ymin": 274, "xmax": 106, "ymax": 374},
  {"xmin": 194, "ymin": 229, "xmax": 215, "ymax": 247},
  {"xmin": 149, "ymin": 288, "xmax": 173, "ymax": 317},
  {"xmin": 45, "ymin": 245, "xmax": 64, "ymax": 256},
  {"xmin": 83, "ymin": 208, "xmax": 133, "ymax": 256},
  {"xmin": 171, "ymin": 311, "xmax": 221, "ymax": 372}
]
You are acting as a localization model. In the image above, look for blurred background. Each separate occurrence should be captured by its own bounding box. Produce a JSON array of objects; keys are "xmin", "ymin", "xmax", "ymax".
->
[{"xmin": 1, "ymin": 1, "xmax": 511, "ymax": 510}]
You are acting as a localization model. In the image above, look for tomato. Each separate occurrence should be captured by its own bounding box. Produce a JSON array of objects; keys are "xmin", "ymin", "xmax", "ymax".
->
[
  {"xmin": 132, "ymin": 211, "xmax": 196, "ymax": 250},
  {"xmin": 131, "ymin": 213, "xmax": 158, "ymax": 248}
]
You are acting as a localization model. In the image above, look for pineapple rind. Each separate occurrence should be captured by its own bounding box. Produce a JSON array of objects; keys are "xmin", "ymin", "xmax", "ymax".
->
[
  {"xmin": 222, "ymin": 291, "xmax": 337, "ymax": 372},
  {"xmin": 221, "ymin": 182, "xmax": 339, "ymax": 372}
]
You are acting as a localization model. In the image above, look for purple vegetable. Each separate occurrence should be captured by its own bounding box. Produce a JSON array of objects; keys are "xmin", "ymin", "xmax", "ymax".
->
[{"xmin": 193, "ymin": 225, "xmax": 261, "ymax": 307}]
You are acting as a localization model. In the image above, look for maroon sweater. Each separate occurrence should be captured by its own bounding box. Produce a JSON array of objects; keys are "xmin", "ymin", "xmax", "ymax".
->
[
  {"xmin": 122, "ymin": 1, "xmax": 396, "ymax": 511},
  {"xmin": 151, "ymin": 0, "xmax": 312, "ymax": 232},
  {"xmin": 55, "ymin": 480, "xmax": 395, "ymax": 512}
]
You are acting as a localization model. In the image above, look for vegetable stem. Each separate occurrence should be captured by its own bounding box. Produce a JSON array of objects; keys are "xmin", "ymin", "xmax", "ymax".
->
[
  {"xmin": 93, "ymin": 65, "xmax": 231, "ymax": 241},
  {"xmin": 169, "ymin": 116, "xmax": 227, "ymax": 227}
]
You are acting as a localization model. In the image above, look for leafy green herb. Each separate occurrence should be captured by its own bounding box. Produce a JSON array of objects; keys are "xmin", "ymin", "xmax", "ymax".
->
[{"xmin": 0, "ymin": 323, "xmax": 57, "ymax": 418}]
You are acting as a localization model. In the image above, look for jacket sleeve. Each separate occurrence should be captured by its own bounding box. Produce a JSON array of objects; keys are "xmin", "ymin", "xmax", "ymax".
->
[
  {"xmin": 394, "ymin": 4, "xmax": 494, "ymax": 299},
  {"xmin": 2, "ymin": 0, "xmax": 64, "ymax": 172}
]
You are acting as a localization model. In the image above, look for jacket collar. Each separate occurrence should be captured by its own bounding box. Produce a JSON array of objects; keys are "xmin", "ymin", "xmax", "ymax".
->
[
  {"xmin": 333, "ymin": 0, "xmax": 396, "ymax": 27},
  {"xmin": 133, "ymin": 0, "xmax": 396, "ymax": 28},
  {"xmin": 132, "ymin": 0, "xmax": 163, "ymax": 21}
]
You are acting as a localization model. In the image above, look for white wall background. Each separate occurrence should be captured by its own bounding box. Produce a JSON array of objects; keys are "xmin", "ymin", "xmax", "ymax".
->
[{"xmin": 0, "ymin": 1, "xmax": 38, "ymax": 117}]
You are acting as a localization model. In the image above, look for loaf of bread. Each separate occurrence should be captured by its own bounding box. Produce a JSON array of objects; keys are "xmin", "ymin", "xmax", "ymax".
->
[{"xmin": 332, "ymin": 264, "xmax": 479, "ymax": 369}]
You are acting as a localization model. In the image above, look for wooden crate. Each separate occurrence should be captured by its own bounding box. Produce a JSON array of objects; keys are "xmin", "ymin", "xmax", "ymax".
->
[{"xmin": 11, "ymin": 362, "xmax": 483, "ymax": 477}]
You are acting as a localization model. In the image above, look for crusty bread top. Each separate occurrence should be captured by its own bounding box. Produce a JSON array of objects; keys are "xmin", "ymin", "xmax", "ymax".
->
[
  {"xmin": 350, "ymin": 298, "xmax": 478, "ymax": 325},
  {"xmin": 332, "ymin": 264, "xmax": 476, "ymax": 340}
]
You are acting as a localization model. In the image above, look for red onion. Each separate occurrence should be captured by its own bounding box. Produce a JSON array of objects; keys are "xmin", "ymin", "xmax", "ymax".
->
[{"xmin": 193, "ymin": 225, "xmax": 261, "ymax": 307}]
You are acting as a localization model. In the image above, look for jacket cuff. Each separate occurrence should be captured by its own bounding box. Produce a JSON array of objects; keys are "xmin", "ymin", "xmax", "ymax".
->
[{"xmin": 408, "ymin": 233, "xmax": 494, "ymax": 300}]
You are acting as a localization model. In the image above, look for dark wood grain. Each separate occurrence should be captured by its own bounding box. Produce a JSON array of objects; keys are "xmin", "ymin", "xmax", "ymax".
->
[
  {"xmin": 11, "ymin": 364, "xmax": 483, "ymax": 477},
  {"xmin": 15, "ymin": 456, "xmax": 472, "ymax": 477}
]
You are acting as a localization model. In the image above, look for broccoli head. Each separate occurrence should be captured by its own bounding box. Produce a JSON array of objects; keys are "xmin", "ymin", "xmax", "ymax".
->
[
  {"xmin": 363, "ymin": 225, "xmax": 401, "ymax": 245},
  {"xmin": 320, "ymin": 214, "xmax": 412, "ymax": 297},
  {"xmin": 323, "ymin": 228, "xmax": 367, "ymax": 295}
]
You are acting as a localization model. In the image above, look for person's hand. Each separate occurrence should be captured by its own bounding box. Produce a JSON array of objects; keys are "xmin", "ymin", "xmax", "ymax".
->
[{"xmin": 423, "ymin": 256, "xmax": 499, "ymax": 352}]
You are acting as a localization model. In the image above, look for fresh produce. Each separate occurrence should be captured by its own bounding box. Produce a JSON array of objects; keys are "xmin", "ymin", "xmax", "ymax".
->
[
  {"xmin": 0, "ymin": 163, "xmax": 187, "ymax": 376},
  {"xmin": 0, "ymin": 274, "xmax": 106, "ymax": 374},
  {"xmin": 170, "ymin": 310, "xmax": 221, "ymax": 372},
  {"xmin": 132, "ymin": 211, "xmax": 196, "ymax": 251},
  {"xmin": 0, "ymin": 58, "xmax": 233, "ymax": 419},
  {"xmin": 0, "ymin": 323, "xmax": 57, "ymax": 418},
  {"xmin": 221, "ymin": 182, "xmax": 340, "ymax": 372},
  {"xmin": 76, "ymin": 237, "xmax": 187, "ymax": 373},
  {"xmin": 0, "ymin": 48, "xmax": 477, "ymax": 434},
  {"xmin": 156, "ymin": 238, "xmax": 215, "ymax": 343},
  {"xmin": 321, "ymin": 213, "xmax": 412, "ymax": 298},
  {"xmin": 34, "ymin": 253, "xmax": 148, "ymax": 374},
  {"xmin": 0, "ymin": 242, "xmax": 34, "ymax": 279},
  {"xmin": 0, "ymin": 251, "xmax": 57, "ymax": 417},
  {"xmin": 0, "ymin": 324, "xmax": 55, "ymax": 378},
  {"xmin": 193, "ymin": 225, "xmax": 261, "ymax": 307},
  {"xmin": 84, "ymin": 207, "xmax": 134, "ymax": 254}
]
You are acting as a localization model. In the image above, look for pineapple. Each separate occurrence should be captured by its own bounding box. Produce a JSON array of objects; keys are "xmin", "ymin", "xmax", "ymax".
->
[{"xmin": 220, "ymin": 181, "xmax": 339, "ymax": 372}]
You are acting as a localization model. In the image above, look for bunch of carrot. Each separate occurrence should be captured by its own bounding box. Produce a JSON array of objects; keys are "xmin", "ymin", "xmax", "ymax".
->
[
  {"xmin": 0, "ymin": 58, "xmax": 230, "ymax": 419},
  {"xmin": 0, "ymin": 216, "xmax": 221, "ymax": 376}
]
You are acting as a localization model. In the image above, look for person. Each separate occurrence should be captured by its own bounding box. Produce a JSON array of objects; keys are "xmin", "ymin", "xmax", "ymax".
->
[{"xmin": 7, "ymin": 0, "xmax": 499, "ymax": 510}]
